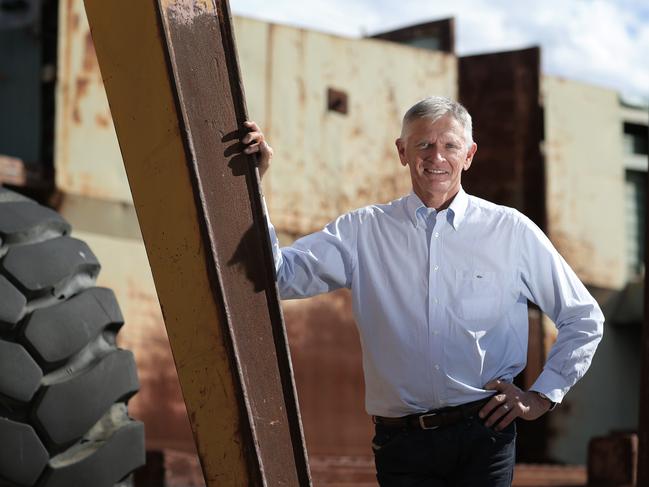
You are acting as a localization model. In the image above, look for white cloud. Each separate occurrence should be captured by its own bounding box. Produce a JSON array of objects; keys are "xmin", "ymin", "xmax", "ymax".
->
[{"xmin": 231, "ymin": 0, "xmax": 649, "ymax": 101}]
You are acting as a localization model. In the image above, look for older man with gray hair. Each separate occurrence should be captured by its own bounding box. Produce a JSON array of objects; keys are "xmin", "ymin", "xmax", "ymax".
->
[{"xmin": 240, "ymin": 96, "xmax": 603, "ymax": 486}]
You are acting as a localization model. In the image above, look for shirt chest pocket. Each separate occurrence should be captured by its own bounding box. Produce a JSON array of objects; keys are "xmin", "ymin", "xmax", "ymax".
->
[{"xmin": 454, "ymin": 270, "xmax": 505, "ymax": 326}]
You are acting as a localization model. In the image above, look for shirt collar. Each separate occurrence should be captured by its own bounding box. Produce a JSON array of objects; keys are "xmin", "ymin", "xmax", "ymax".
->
[{"xmin": 405, "ymin": 187, "xmax": 469, "ymax": 231}]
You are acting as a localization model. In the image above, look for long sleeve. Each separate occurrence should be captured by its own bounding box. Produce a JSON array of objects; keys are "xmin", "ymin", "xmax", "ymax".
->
[
  {"xmin": 266, "ymin": 209, "xmax": 357, "ymax": 299},
  {"xmin": 518, "ymin": 215, "xmax": 604, "ymax": 403}
]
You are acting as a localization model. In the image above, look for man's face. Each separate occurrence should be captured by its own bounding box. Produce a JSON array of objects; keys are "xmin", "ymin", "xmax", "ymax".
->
[{"xmin": 396, "ymin": 115, "xmax": 477, "ymax": 205}]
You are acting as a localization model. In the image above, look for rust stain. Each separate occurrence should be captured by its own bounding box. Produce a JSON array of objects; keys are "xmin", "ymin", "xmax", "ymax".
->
[
  {"xmin": 83, "ymin": 31, "xmax": 97, "ymax": 73},
  {"xmin": 71, "ymin": 12, "xmax": 80, "ymax": 31},
  {"xmin": 95, "ymin": 113, "xmax": 111, "ymax": 128},
  {"xmin": 76, "ymin": 77, "xmax": 90, "ymax": 98},
  {"xmin": 297, "ymin": 30, "xmax": 306, "ymax": 108},
  {"xmin": 72, "ymin": 78, "xmax": 90, "ymax": 124},
  {"xmin": 72, "ymin": 107, "xmax": 81, "ymax": 124}
]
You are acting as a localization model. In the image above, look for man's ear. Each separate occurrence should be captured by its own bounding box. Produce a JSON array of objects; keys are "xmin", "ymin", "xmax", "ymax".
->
[
  {"xmin": 464, "ymin": 142, "xmax": 477, "ymax": 171},
  {"xmin": 396, "ymin": 138, "xmax": 407, "ymax": 167}
]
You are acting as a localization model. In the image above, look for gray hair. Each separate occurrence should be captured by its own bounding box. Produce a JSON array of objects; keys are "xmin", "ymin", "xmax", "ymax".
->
[{"xmin": 400, "ymin": 96, "xmax": 474, "ymax": 148}]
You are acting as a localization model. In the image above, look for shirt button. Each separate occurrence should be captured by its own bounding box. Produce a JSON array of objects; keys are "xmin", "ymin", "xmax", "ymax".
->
[
  {"xmin": 433, "ymin": 265, "xmax": 439, "ymax": 271},
  {"xmin": 434, "ymin": 364, "xmax": 440, "ymax": 370},
  {"xmin": 434, "ymin": 232, "xmax": 440, "ymax": 238},
  {"xmin": 433, "ymin": 298, "xmax": 439, "ymax": 304}
]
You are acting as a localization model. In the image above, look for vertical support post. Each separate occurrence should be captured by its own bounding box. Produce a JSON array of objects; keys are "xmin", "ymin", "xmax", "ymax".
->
[
  {"xmin": 638, "ymin": 170, "xmax": 649, "ymax": 485},
  {"xmin": 82, "ymin": 0, "xmax": 311, "ymax": 485}
]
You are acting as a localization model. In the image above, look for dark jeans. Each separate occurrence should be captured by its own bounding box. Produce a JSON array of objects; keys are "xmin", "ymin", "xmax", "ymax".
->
[{"xmin": 372, "ymin": 416, "xmax": 516, "ymax": 487}]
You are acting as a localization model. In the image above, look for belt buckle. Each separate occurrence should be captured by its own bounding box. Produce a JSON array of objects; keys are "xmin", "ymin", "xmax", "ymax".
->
[{"xmin": 418, "ymin": 412, "xmax": 439, "ymax": 430}]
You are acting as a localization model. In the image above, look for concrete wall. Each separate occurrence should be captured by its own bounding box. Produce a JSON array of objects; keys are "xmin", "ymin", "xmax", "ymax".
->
[{"xmin": 542, "ymin": 76, "xmax": 627, "ymax": 289}]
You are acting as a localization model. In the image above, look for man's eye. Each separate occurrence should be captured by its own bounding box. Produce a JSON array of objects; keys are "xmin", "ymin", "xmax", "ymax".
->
[{"xmin": 446, "ymin": 143, "xmax": 457, "ymax": 150}]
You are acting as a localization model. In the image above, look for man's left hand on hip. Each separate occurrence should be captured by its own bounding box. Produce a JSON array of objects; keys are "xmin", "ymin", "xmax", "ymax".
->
[{"xmin": 479, "ymin": 379, "xmax": 552, "ymax": 431}]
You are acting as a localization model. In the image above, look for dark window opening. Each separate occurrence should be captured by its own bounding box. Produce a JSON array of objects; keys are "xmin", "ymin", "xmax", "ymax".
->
[{"xmin": 624, "ymin": 122, "xmax": 648, "ymax": 156}]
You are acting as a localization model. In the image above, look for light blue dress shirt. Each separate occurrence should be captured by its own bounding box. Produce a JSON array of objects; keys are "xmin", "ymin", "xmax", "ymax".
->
[{"xmin": 268, "ymin": 188, "xmax": 604, "ymax": 417}]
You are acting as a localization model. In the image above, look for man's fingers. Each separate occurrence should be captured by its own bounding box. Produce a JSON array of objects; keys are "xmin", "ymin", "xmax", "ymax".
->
[
  {"xmin": 483, "ymin": 379, "xmax": 505, "ymax": 391},
  {"xmin": 483, "ymin": 400, "xmax": 509, "ymax": 427},
  {"xmin": 494, "ymin": 409, "xmax": 518, "ymax": 431},
  {"xmin": 240, "ymin": 120, "xmax": 272, "ymax": 179},
  {"xmin": 479, "ymin": 393, "xmax": 506, "ymax": 419},
  {"xmin": 244, "ymin": 142, "xmax": 262, "ymax": 154},
  {"xmin": 242, "ymin": 131, "xmax": 264, "ymax": 145},
  {"xmin": 243, "ymin": 120, "xmax": 260, "ymax": 132}
]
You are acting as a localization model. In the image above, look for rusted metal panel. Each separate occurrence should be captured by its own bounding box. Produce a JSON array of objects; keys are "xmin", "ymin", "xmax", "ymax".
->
[
  {"xmin": 370, "ymin": 18, "xmax": 455, "ymax": 54},
  {"xmin": 588, "ymin": 432, "xmax": 638, "ymax": 486},
  {"xmin": 542, "ymin": 76, "xmax": 626, "ymax": 289},
  {"xmin": 55, "ymin": 0, "xmax": 130, "ymax": 202},
  {"xmin": 283, "ymin": 290, "xmax": 372, "ymax": 457},
  {"xmin": 459, "ymin": 47, "xmax": 545, "ymax": 230},
  {"xmin": 639, "ymin": 169, "xmax": 649, "ymax": 486},
  {"xmin": 56, "ymin": 7, "xmax": 456, "ymax": 231},
  {"xmin": 83, "ymin": 0, "xmax": 310, "ymax": 484},
  {"xmin": 263, "ymin": 23, "xmax": 456, "ymax": 235}
]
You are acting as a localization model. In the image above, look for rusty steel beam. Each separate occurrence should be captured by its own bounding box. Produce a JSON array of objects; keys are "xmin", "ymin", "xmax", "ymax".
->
[
  {"xmin": 639, "ymin": 170, "xmax": 649, "ymax": 485},
  {"xmin": 82, "ymin": 0, "xmax": 311, "ymax": 485}
]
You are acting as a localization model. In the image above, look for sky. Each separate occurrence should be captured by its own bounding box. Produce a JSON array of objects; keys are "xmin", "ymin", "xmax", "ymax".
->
[{"xmin": 231, "ymin": 0, "xmax": 649, "ymax": 104}]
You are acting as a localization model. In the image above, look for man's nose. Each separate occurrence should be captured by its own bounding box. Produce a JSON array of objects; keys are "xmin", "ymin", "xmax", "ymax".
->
[{"xmin": 427, "ymin": 149, "xmax": 444, "ymax": 162}]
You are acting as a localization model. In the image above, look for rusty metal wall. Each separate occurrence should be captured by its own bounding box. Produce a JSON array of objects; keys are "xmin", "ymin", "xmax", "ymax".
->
[
  {"xmin": 246, "ymin": 16, "xmax": 456, "ymax": 235},
  {"xmin": 54, "ymin": 0, "xmax": 129, "ymax": 202},
  {"xmin": 54, "ymin": 0, "xmax": 456, "ymax": 465},
  {"xmin": 542, "ymin": 76, "xmax": 627, "ymax": 289},
  {"xmin": 51, "ymin": 0, "xmax": 649, "ymax": 476},
  {"xmin": 55, "ymin": 7, "xmax": 456, "ymax": 222},
  {"xmin": 542, "ymin": 78, "xmax": 646, "ymax": 466},
  {"xmin": 459, "ymin": 47, "xmax": 545, "ymax": 231},
  {"xmin": 283, "ymin": 289, "xmax": 372, "ymax": 456}
]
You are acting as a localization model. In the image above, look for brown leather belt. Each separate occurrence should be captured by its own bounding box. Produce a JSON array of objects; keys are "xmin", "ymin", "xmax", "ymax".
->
[{"xmin": 372, "ymin": 397, "xmax": 492, "ymax": 431}]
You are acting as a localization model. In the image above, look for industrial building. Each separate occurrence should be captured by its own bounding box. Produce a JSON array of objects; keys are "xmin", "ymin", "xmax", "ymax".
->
[{"xmin": 1, "ymin": 1, "xmax": 647, "ymax": 484}]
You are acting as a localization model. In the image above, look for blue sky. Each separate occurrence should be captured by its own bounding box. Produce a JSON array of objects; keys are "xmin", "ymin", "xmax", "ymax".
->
[{"xmin": 231, "ymin": 0, "xmax": 649, "ymax": 104}]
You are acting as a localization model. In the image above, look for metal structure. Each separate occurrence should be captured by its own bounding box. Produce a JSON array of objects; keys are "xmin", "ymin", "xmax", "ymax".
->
[
  {"xmin": 639, "ymin": 169, "xmax": 649, "ymax": 485},
  {"xmin": 82, "ymin": 0, "xmax": 310, "ymax": 485}
]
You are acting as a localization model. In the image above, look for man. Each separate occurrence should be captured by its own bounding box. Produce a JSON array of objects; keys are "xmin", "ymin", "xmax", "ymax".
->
[{"xmin": 240, "ymin": 96, "xmax": 603, "ymax": 486}]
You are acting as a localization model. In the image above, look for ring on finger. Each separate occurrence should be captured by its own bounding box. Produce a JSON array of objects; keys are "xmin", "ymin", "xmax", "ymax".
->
[{"xmin": 502, "ymin": 403, "xmax": 510, "ymax": 411}]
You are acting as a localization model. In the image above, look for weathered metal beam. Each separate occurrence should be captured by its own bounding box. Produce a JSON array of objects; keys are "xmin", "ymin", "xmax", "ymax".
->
[
  {"xmin": 82, "ymin": 0, "xmax": 311, "ymax": 485},
  {"xmin": 639, "ymin": 170, "xmax": 649, "ymax": 485}
]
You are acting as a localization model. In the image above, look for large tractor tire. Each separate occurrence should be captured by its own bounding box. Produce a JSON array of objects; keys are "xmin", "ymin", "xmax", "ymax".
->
[{"xmin": 0, "ymin": 187, "xmax": 145, "ymax": 487}]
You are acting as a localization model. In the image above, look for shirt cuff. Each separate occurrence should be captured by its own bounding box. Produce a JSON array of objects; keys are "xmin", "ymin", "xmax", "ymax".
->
[
  {"xmin": 261, "ymin": 197, "xmax": 282, "ymax": 272},
  {"xmin": 529, "ymin": 367, "xmax": 571, "ymax": 404}
]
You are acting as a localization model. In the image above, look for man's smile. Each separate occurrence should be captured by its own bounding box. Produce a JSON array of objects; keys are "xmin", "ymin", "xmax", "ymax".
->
[{"xmin": 423, "ymin": 168, "xmax": 449, "ymax": 176}]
